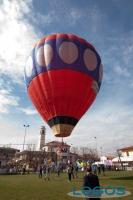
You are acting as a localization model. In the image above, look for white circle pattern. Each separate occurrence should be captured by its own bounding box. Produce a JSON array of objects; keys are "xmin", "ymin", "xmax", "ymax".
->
[
  {"xmin": 36, "ymin": 46, "xmax": 45, "ymax": 66},
  {"xmin": 25, "ymin": 56, "xmax": 33, "ymax": 77},
  {"xmin": 44, "ymin": 44, "xmax": 53, "ymax": 66},
  {"xmin": 59, "ymin": 41, "xmax": 78, "ymax": 64},
  {"xmin": 36, "ymin": 44, "xmax": 53, "ymax": 67},
  {"xmin": 84, "ymin": 49, "xmax": 97, "ymax": 71}
]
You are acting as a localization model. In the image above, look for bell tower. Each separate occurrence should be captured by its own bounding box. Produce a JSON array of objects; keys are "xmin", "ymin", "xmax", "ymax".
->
[{"xmin": 40, "ymin": 126, "xmax": 46, "ymax": 150}]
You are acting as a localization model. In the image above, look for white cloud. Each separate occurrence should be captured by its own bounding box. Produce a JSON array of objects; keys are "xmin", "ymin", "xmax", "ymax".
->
[
  {"xmin": 0, "ymin": 0, "xmax": 38, "ymax": 84},
  {"xmin": 0, "ymin": 118, "xmax": 38, "ymax": 150},
  {"xmin": 113, "ymin": 65, "xmax": 130, "ymax": 77},
  {"xmin": 0, "ymin": 89, "xmax": 19, "ymax": 113},
  {"xmin": 68, "ymin": 8, "xmax": 82, "ymax": 24},
  {"xmin": 65, "ymin": 103, "xmax": 133, "ymax": 154},
  {"xmin": 32, "ymin": 10, "xmax": 59, "ymax": 26},
  {"xmin": 20, "ymin": 107, "xmax": 37, "ymax": 115},
  {"xmin": 129, "ymin": 81, "xmax": 133, "ymax": 89},
  {"xmin": 0, "ymin": 0, "xmax": 40, "ymax": 114}
]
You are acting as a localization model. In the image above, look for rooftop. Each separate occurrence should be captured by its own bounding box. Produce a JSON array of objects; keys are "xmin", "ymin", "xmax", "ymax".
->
[
  {"xmin": 45, "ymin": 141, "xmax": 70, "ymax": 147},
  {"xmin": 118, "ymin": 146, "xmax": 133, "ymax": 151},
  {"xmin": 0, "ymin": 147, "xmax": 19, "ymax": 151}
]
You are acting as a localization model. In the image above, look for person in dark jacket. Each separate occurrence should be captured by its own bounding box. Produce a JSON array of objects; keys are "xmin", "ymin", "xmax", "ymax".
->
[
  {"xmin": 67, "ymin": 165, "xmax": 72, "ymax": 181},
  {"xmin": 39, "ymin": 166, "xmax": 43, "ymax": 178},
  {"xmin": 83, "ymin": 166, "xmax": 101, "ymax": 200}
]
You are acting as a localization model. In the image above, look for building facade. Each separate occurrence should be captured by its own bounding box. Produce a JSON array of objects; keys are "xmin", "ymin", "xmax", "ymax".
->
[
  {"xmin": 119, "ymin": 146, "xmax": 133, "ymax": 157},
  {"xmin": 0, "ymin": 147, "xmax": 19, "ymax": 167},
  {"xmin": 112, "ymin": 146, "xmax": 133, "ymax": 170},
  {"xmin": 15, "ymin": 150, "xmax": 57, "ymax": 170},
  {"xmin": 43, "ymin": 141, "xmax": 73, "ymax": 163}
]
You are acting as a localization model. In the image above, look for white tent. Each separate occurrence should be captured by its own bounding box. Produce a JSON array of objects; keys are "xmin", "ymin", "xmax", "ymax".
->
[{"xmin": 100, "ymin": 156, "xmax": 113, "ymax": 166}]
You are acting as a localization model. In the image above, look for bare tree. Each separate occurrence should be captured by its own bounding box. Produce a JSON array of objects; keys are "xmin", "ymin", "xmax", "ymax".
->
[
  {"xmin": 79, "ymin": 146, "xmax": 100, "ymax": 163},
  {"xmin": 71, "ymin": 146, "xmax": 79, "ymax": 154}
]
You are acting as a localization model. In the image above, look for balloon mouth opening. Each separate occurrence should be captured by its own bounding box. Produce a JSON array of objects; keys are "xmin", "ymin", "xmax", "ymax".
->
[{"xmin": 48, "ymin": 116, "xmax": 78, "ymax": 137}]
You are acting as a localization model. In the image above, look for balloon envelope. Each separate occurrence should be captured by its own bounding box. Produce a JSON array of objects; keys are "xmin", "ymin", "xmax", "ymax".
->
[{"xmin": 24, "ymin": 33, "xmax": 103, "ymax": 137}]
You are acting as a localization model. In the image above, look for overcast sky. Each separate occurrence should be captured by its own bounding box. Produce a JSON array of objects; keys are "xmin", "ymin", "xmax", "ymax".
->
[{"xmin": 0, "ymin": 0, "xmax": 133, "ymax": 155}]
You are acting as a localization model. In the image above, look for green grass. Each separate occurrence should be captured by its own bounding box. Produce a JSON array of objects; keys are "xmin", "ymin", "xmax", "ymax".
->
[{"xmin": 0, "ymin": 171, "xmax": 133, "ymax": 200}]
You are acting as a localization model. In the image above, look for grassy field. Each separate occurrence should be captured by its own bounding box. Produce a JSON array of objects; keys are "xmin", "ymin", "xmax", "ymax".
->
[{"xmin": 0, "ymin": 171, "xmax": 132, "ymax": 200}]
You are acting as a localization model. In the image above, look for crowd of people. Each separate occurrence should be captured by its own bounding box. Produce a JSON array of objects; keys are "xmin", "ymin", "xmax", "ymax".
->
[
  {"xmin": 36, "ymin": 161, "xmax": 105, "ymax": 182},
  {"xmin": 38, "ymin": 165, "xmax": 51, "ymax": 180},
  {"xmin": 37, "ymin": 162, "xmax": 79, "ymax": 181}
]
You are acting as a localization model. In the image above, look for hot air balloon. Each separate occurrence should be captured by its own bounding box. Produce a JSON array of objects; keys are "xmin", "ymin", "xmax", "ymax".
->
[{"xmin": 24, "ymin": 33, "xmax": 103, "ymax": 137}]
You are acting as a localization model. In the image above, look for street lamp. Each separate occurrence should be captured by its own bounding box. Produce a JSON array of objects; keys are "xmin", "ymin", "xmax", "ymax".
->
[
  {"xmin": 23, "ymin": 124, "xmax": 30, "ymax": 151},
  {"xmin": 94, "ymin": 136, "xmax": 97, "ymax": 152},
  {"xmin": 100, "ymin": 146, "xmax": 103, "ymax": 156}
]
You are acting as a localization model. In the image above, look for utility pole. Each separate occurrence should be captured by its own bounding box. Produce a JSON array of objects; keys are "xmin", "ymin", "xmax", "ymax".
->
[{"xmin": 23, "ymin": 124, "xmax": 30, "ymax": 151}]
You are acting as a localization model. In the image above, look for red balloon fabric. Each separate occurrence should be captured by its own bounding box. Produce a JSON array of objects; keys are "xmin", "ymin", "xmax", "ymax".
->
[{"xmin": 24, "ymin": 33, "xmax": 103, "ymax": 137}]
